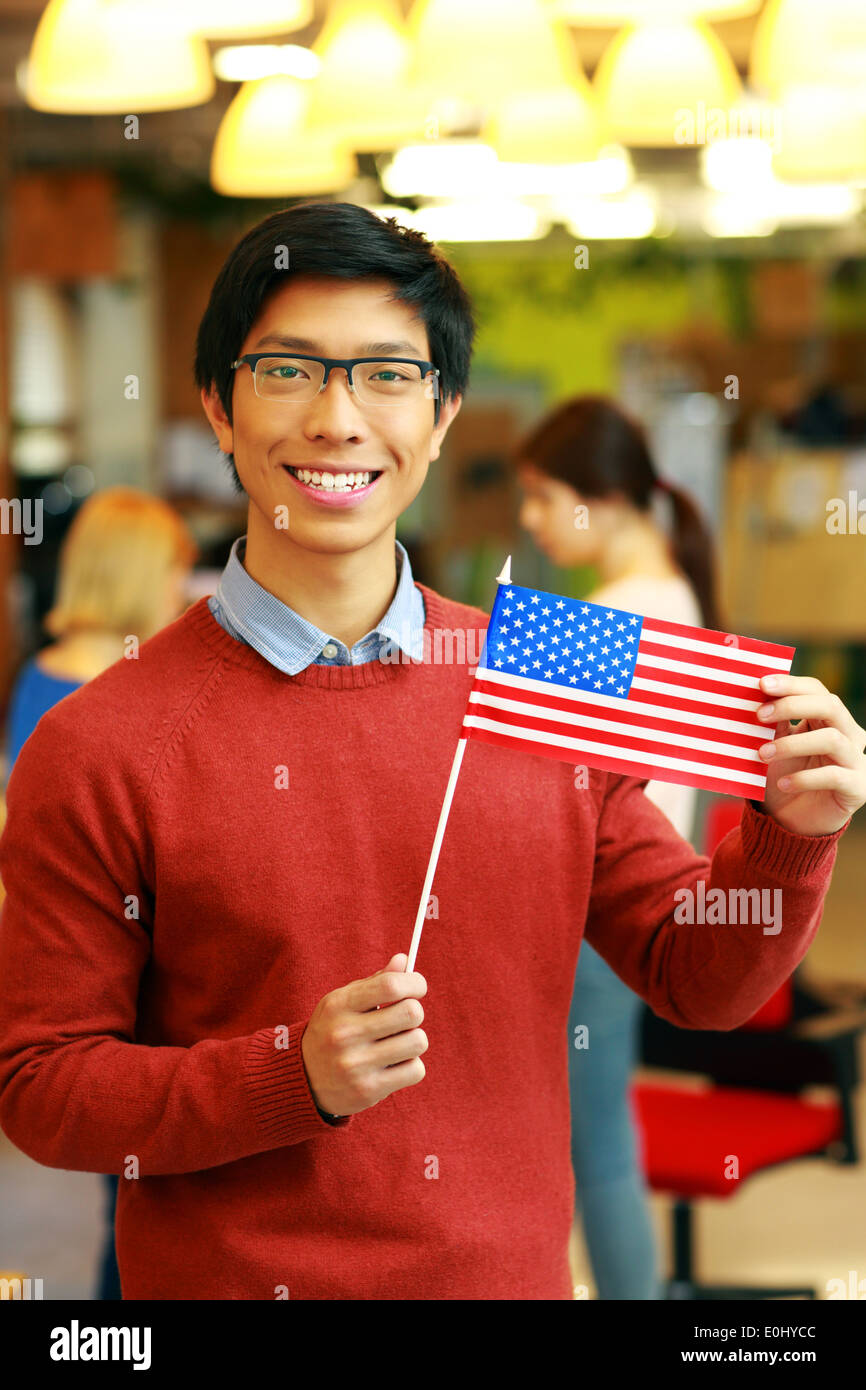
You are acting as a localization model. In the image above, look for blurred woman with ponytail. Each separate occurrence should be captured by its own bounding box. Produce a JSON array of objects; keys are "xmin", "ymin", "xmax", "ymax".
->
[{"xmin": 515, "ymin": 394, "xmax": 720, "ymax": 1300}]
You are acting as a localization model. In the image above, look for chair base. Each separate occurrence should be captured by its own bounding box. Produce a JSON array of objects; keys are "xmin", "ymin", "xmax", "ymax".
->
[
  {"xmin": 666, "ymin": 1279, "xmax": 816, "ymax": 1300},
  {"xmin": 667, "ymin": 1199, "xmax": 816, "ymax": 1300}
]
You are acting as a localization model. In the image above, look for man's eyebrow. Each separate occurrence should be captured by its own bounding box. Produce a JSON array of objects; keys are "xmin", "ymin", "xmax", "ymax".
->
[{"xmin": 252, "ymin": 333, "xmax": 426, "ymax": 357}]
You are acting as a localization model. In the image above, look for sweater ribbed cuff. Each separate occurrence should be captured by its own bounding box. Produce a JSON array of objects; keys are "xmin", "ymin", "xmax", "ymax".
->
[
  {"xmin": 244, "ymin": 1023, "xmax": 352, "ymax": 1147},
  {"xmin": 740, "ymin": 800, "xmax": 848, "ymax": 880}
]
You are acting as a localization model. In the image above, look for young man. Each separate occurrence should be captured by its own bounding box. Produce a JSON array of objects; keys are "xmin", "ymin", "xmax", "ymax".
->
[{"xmin": 0, "ymin": 201, "xmax": 864, "ymax": 1301}]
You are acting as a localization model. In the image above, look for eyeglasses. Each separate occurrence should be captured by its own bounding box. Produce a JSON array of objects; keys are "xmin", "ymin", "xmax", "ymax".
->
[{"xmin": 231, "ymin": 353, "xmax": 441, "ymax": 413}]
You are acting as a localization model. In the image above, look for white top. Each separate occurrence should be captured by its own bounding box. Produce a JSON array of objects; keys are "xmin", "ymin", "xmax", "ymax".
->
[{"xmin": 587, "ymin": 573, "xmax": 703, "ymax": 844}]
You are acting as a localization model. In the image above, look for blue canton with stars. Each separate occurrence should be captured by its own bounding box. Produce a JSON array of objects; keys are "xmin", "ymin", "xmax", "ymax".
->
[{"xmin": 478, "ymin": 582, "xmax": 644, "ymax": 698}]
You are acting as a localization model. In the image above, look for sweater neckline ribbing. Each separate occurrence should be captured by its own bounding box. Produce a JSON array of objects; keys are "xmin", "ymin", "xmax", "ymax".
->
[{"xmin": 185, "ymin": 583, "xmax": 459, "ymax": 688}]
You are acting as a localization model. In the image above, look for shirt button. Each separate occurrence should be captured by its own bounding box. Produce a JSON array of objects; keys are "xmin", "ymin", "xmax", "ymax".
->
[{"xmin": 321, "ymin": 642, "xmax": 338, "ymax": 658}]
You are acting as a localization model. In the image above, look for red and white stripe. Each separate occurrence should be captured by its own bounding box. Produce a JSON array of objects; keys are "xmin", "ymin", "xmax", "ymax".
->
[{"xmin": 462, "ymin": 616, "xmax": 795, "ymax": 799}]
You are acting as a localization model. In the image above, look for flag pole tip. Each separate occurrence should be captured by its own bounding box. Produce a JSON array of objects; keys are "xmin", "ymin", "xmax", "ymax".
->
[{"xmin": 496, "ymin": 554, "xmax": 512, "ymax": 585}]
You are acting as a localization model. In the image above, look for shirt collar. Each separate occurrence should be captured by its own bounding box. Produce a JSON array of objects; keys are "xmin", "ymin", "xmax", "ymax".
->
[{"xmin": 213, "ymin": 534, "xmax": 424, "ymax": 674}]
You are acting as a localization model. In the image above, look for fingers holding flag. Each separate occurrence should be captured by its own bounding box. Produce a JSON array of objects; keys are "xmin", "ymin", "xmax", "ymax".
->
[{"xmin": 757, "ymin": 674, "xmax": 866, "ymax": 833}]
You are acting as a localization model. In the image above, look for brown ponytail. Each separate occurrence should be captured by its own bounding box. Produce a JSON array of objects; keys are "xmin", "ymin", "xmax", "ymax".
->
[
  {"xmin": 516, "ymin": 394, "xmax": 722, "ymax": 630},
  {"xmin": 662, "ymin": 482, "xmax": 721, "ymax": 632}
]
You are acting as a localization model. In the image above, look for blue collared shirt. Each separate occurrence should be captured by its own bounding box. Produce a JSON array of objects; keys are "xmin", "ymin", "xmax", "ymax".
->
[{"xmin": 207, "ymin": 535, "xmax": 426, "ymax": 674}]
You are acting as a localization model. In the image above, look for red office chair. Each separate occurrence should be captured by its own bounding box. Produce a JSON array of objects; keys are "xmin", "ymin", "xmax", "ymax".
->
[
  {"xmin": 636, "ymin": 796, "xmax": 864, "ymax": 1299},
  {"xmin": 632, "ymin": 1082, "xmax": 847, "ymax": 1299}
]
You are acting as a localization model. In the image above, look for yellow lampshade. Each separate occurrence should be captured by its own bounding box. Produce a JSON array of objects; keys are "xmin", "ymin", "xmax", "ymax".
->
[
  {"xmin": 407, "ymin": 0, "xmax": 576, "ymax": 107},
  {"xmin": 594, "ymin": 20, "xmax": 742, "ymax": 146},
  {"xmin": 308, "ymin": 0, "xmax": 429, "ymax": 151},
  {"xmin": 211, "ymin": 75, "xmax": 358, "ymax": 196},
  {"xmin": 750, "ymin": 0, "xmax": 866, "ymax": 94},
  {"xmin": 772, "ymin": 85, "xmax": 866, "ymax": 182},
  {"xmin": 25, "ymin": 0, "xmax": 214, "ymax": 113},
  {"xmin": 555, "ymin": 1, "xmax": 760, "ymax": 19},
  {"xmin": 172, "ymin": 0, "xmax": 312, "ymax": 37},
  {"xmin": 485, "ymin": 81, "xmax": 605, "ymax": 164}
]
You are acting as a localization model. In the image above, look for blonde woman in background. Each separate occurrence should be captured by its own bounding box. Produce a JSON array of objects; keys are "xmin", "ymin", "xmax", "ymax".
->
[
  {"xmin": 515, "ymin": 396, "xmax": 719, "ymax": 1300},
  {"xmin": 6, "ymin": 488, "xmax": 195, "ymax": 763},
  {"xmin": 2, "ymin": 487, "xmax": 197, "ymax": 1298}
]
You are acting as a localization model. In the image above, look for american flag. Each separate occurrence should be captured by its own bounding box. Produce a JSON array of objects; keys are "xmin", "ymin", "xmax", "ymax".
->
[{"xmin": 462, "ymin": 581, "xmax": 796, "ymax": 800}]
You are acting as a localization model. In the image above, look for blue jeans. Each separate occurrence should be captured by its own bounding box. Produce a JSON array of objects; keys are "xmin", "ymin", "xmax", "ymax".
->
[
  {"xmin": 568, "ymin": 940, "xmax": 663, "ymax": 1300},
  {"xmin": 97, "ymin": 1174, "xmax": 122, "ymax": 1299}
]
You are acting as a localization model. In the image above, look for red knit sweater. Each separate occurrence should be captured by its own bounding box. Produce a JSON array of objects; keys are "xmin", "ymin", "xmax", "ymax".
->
[{"xmin": 0, "ymin": 586, "xmax": 845, "ymax": 1300}]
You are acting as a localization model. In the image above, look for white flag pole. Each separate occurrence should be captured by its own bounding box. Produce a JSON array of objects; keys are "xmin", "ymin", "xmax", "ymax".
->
[
  {"xmin": 405, "ymin": 554, "xmax": 512, "ymax": 973},
  {"xmin": 405, "ymin": 737, "xmax": 467, "ymax": 973}
]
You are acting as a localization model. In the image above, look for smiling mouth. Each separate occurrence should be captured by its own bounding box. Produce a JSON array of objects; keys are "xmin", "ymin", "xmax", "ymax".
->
[{"xmin": 284, "ymin": 465, "xmax": 382, "ymax": 493}]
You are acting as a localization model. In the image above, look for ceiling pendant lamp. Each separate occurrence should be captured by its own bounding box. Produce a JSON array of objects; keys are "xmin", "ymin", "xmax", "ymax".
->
[
  {"xmin": 484, "ymin": 79, "xmax": 605, "ymax": 165},
  {"xmin": 173, "ymin": 0, "xmax": 312, "ymax": 38},
  {"xmin": 594, "ymin": 18, "xmax": 742, "ymax": 145},
  {"xmin": 307, "ymin": 0, "xmax": 428, "ymax": 151},
  {"xmin": 406, "ymin": 0, "xmax": 576, "ymax": 109},
  {"xmin": 750, "ymin": 0, "xmax": 866, "ymax": 94},
  {"xmin": 210, "ymin": 74, "xmax": 357, "ymax": 196},
  {"xmin": 25, "ymin": 0, "xmax": 214, "ymax": 113},
  {"xmin": 554, "ymin": 1, "xmax": 759, "ymax": 20},
  {"xmin": 771, "ymin": 85, "xmax": 866, "ymax": 182}
]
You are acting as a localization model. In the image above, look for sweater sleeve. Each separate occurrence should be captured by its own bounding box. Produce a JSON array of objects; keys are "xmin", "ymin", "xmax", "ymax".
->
[
  {"xmin": 0, "ymin": 705, "xmax": 351, "ymax": 1178},
  {"xmin": 582, "ymin": 774, "xmax": 847, "ymax": 1031}
]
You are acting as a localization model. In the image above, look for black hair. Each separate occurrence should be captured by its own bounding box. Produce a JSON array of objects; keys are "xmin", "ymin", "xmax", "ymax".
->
[
  {"xmin": 517, "ymin": 394, "xmax": 721, "ymax": 631},
  {"xmin": 194, "ymin": 200, "xmax": 476, "ymax": 493}
]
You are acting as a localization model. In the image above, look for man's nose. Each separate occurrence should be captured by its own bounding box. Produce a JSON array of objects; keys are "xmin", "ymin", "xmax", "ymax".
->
[{"xmin": 304, "ymin": 367, "xmax": 366, "ymax": 432}]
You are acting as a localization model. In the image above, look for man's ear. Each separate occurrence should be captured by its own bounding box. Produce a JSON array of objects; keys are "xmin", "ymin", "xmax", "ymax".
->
[
  {"xmin": 430, "ymin": 392, "xmax": 462, "ymax": 462},
  {"xmin": 200, "ymin": 384, "xmax": 234, "ymax": 455}
]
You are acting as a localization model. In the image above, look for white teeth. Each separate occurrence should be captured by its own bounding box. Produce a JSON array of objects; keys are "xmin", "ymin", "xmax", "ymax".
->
[{"xmin": 291, "ymin": 467, "xmax": 376, "ymax": 492}]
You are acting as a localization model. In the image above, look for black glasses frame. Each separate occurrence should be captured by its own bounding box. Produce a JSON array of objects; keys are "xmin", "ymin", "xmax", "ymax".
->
[{"xmin": 231, "ymin": 353, "xmax": 442, "ymax": 421}]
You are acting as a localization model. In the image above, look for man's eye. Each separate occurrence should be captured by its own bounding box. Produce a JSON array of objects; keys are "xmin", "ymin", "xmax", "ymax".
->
[{"xmin": 266, "ymin": 366, "xmax": 301, "ymax": 379}]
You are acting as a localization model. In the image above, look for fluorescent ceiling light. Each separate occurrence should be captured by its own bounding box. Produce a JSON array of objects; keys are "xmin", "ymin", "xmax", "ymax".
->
[
  {"xmin": 381, "ymin": 141, "xmax": 633, "ymax": 199},
  {"xmin": 363, "ymin": 203, "xmax": 418, "ymax": 223},
  {"xmin": 704, "ymin": 199, "xmax": 777, "ymax": 236},
  {"xmin": 562, "ymin": 188, "xmax": 657, "ymax": 238},
  {"xmin": 705, "ymin": 182, "xmax": 860, "ymax": 234},
  {"xmin": 766, "ymin": 183, "xmax": 861, "ymax": 223},
  {"xmin": 701, "ymin": 137, "xmax": 775, "ymax": 192},
  {"xmin": 540, "ymin": 145, "xmax": 633, "ymax": 197},
  {"xmin": 212, "ymin": 45, "xmax": 320, "ymax": 82},
  {"xmin": 400, "ymin": 199, "xmax": 551, "ymax": 241},
  {"xmin": 381, "ymin": 143, "xmax": 499, "ymax": 197}
]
